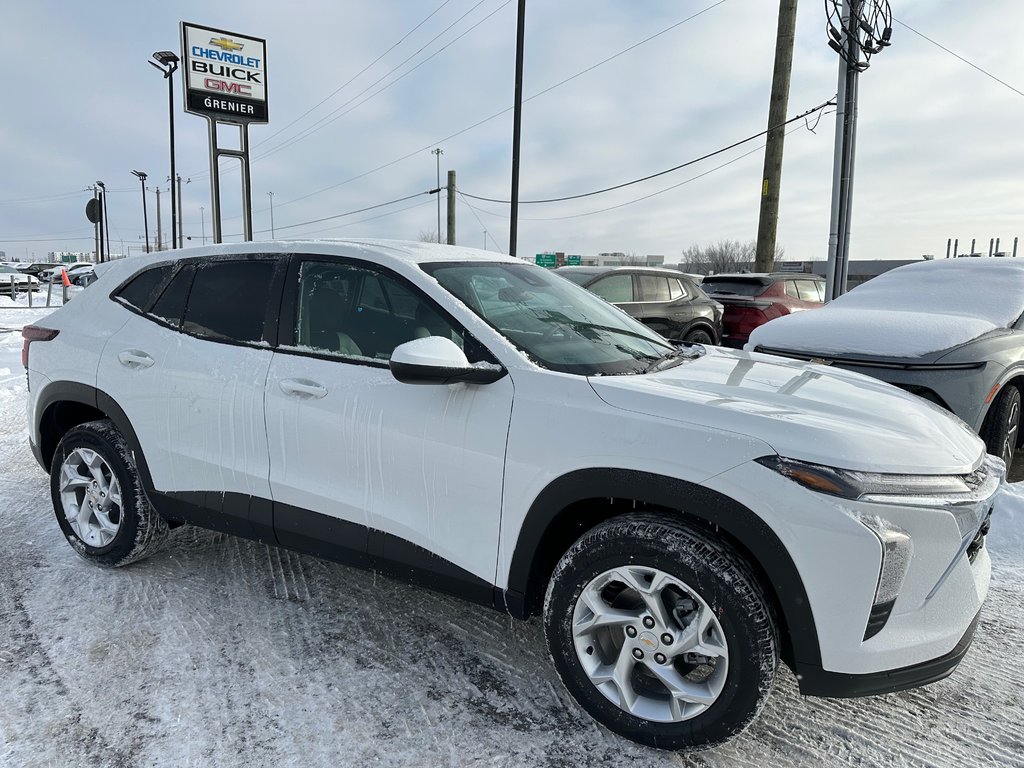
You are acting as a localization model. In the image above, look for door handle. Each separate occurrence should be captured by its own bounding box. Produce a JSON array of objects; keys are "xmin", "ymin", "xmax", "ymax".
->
[
  {"xmin": 117, "ymin": 350, "xmax": 155, "ymax": 369},
  {"xmin": 279, "ymin": 378, "xmax": 327, "ymax": 399}
]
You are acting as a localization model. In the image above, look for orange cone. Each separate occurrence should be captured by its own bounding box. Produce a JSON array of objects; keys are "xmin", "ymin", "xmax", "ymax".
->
[{"xmin": 61, "ymin": 268, "xmax": 71, "ymax": 287}]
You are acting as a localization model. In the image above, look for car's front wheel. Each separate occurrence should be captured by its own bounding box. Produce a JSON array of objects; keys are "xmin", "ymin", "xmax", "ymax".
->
[
  {"xmin": 981, "ymin": 384, "xmax": 1021, "ymax": 467},
  {"xmin": 50, "ymin": 420, "xmax": 168, "ymax": 567},
  {"xmin": 544, "ymin": 514, "xmax": 777, "ymax": 751}
]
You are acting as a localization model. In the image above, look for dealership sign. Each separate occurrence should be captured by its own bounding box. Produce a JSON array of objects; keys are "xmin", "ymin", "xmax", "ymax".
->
[{"xmin": 181, "ymin": 22, "xmax": 268, "ymax": 123}]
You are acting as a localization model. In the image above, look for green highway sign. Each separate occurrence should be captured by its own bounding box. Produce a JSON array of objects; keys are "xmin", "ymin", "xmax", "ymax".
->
[
  {"xmin": 566, "ymin": 255, "xmax": 581, "ymax": 266},
  {"xmin": 535, "ymin": 253, "xmax": 557, "ymax": 268}
]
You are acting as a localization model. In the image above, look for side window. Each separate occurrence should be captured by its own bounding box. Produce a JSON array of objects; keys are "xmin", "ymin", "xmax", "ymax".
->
[
  {"xmin": 785, "ymin": 280, "xmax": 801, "ymax": 299},
  {"xmin": 116, "ymin": 265, "xmax": 174, "ymax": 312},
  {"xmin": 813, "ymin": 281, "xmax": 825, "ymax": 302},
  {"xmin": 796, "ymin": 280, "xmax": 822, "ymax": 302},
  {"xmin": 589, "ymin": 274, "xmax": 634, "ymax": 303},
  {"xmin": 148, "ymin": 264, "xmax": 195, "ymax": 328},
  {"xmin": 638, "ymin": 275, "xmax": 672, "ymax": 302},
  {"xmin": 293, "ymin": 261, "xmax": 471, "ymax": 362},
  {"xmin": 668, "ymin": 279, "xmax": 686, "ymax": 301},
  {"xmin": 182, "ymin": 260, "xmax": 275, "ymax": 343}
]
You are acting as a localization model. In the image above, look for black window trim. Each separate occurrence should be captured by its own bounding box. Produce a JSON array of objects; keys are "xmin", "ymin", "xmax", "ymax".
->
[{"xmin": 274, "ymin": 253, "xmax": 500, "ymax": 369}]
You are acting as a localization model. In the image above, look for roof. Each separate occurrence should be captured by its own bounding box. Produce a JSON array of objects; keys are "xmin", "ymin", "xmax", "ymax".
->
[
  {"xmin": 703, "ymin": 272, "xmax": 824, "ymax": 282},
  {"xmin": 554, "ymin": 265, "xmax": 697, "ymax": 279}
]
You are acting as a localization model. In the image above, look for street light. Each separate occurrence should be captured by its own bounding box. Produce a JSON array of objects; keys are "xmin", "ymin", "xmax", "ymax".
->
[
  {"xmin": 131, "ymin": 170, "xmax": 150, "ymax": 253},
  {"xmin": 149, "ymin": 50, "xmax": 179, "ymax": 249}
]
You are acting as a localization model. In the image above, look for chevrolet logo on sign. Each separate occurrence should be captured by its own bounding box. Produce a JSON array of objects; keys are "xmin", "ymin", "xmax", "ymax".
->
[{"xmin": 209, "ymin": 37, "xmax": 244, "ymax": 52}]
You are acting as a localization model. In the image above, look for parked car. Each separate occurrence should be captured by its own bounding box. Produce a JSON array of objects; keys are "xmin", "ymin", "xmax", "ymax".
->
[
  {"xmin": 556, "ymin": 266, "xmax": 723, "ymax": 344},
  {"xmin": 748, "ymin": 258, "xmax": 1024, "ymax": 466},
  {"xmin": 14, "ymin": 262, "xmax": 56, "ymax": 277},
  {"xmin": 40, "ymin": 262, "xmax": 95, "ymax": 284},
  {"xmin": 24, "ymin": 241, "xmax": 1000, "ymax": 751},
  {"xmin": 701, "ymin": 273, "xmax": 825, "ymax": 348},
  {"xmin": 0, "ymin": 264, "xmax": 40, "ymax": 293}
]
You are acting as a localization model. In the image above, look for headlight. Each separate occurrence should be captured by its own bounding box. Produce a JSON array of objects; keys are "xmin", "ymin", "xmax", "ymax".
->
[{"xmin": 754, "ymin": 455, "xmax": 998, "ymax": 513}]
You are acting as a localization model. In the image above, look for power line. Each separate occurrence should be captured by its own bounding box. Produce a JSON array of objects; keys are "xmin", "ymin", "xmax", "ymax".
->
[
  {"xmin": 893, "ymin": 18, "xmax": 1024, "ymax": 99},
  {"xmin": 284, "ymin": 198, "xmax": 437, "ymax": 238},
  {"xmin": 220, "ymin": 190, "xmax": 434, "ymax": 238},
  {"xmin": 462, "ymin": 118, "xmax": 827, "ymax": 223},
  {"xmin": 460, "ymin": 98, "xmax": 834, "ymax": 205},
  {"xmin": 266, "ymin": 0, "xmax": 729, "ymax": 215},
  {"xmin": 251, "ymin": 0, "xmax": 457, "ymax": 152},
  {"xmin": 250, "ymin": 0, "xmax": 510, "ymax": 166},
  {"xmin": 457, "ymin": 191, "xmax": 503, "ymax": 250}
]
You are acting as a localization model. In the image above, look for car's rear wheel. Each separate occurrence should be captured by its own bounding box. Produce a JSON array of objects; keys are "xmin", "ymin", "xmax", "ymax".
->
[
  {"xmin": 51, "ymin": 420, "xmax": 168, "ymax": 567},
  {"xmin": 682, "ymin": 328, "xmax": 715, "ymax": 345},
  {"xmin": 543, "ymin": 514, "xmax": 777, "ymax": 751},
  {"xmin": 981, "ymin": 384, "xmax": 1021, "ymax": 466}
]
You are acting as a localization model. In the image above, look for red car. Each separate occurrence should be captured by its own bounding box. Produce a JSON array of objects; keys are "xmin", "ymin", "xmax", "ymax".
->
[{"xmin": 701, "ymin": 273, "xmax": 825, "ymax": 348}]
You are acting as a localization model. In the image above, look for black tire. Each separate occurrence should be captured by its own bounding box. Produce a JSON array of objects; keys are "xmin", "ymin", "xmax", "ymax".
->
[
  {"xmin": 543, "ymin": 514, "xmax": 777, "ymax": 751},
  {"xmin": 682, "ymin": 328, "xmax": 715, "ymax": 346},
  {"xmin": 50, "ymin": 420, "xmax": 168, "ymax": 567},
  {"xmin": 980, "ymin": 384, "xmax": 1021, "ymax": 466}
]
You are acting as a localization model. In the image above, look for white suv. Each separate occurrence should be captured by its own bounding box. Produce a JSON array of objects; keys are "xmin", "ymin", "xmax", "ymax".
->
[{"xmin": 23, "ymin": 241, "xmax": 1000, "ymax": 750}]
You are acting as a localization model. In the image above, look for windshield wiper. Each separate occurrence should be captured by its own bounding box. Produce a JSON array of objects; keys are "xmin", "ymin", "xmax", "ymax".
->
[
  {"xmin": 643, "ymin": 345, "xmax": 704, "ymax": 373},
  {"xmin": 537, "ymin": 311, "xmax": 670, "ymax": 346}
]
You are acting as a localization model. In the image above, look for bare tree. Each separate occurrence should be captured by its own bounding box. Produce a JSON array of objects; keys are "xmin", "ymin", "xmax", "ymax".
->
[
  {"xmin": 418, "ymin": 229, "xmax": 444, "ymax": 244},
  {"xmin": 680, "ymin": 240, "xmax": 784, "ymax": 275}
]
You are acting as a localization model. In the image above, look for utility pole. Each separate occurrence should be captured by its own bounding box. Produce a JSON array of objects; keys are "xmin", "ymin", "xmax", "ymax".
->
[
  {"xmin": 154, "ymin": 186, "xmax": 163, "ymax": 252},
  {"xmin": 175, "ymin": 175, "xmax": 189, "ymax": 249},
  {"xmin": 446, "ymin": 170, "xmax": 457, "ymax": 246},
  {"xmin": 754, "ymin": 0, "xmax": 798, "ymax": 273},
  {"xmin": 201, "ymin": 205, "xmax": 207, "ymax": 245},
  {"xmin": 267, "ymin": 192, "xmax": 275, "ymax": 238},
  {"xmin": 509, "ymin": 0, "xmax": 527, "ymax": 258},
  {"xmin": 91, "ymin": 185, "xmax": 100, "ymax": 261},
  {"xmin": 824, "ymin": 0, "xmax": 892, "ymax": 300},
  {"xmin": 432, "ymin": 148, "xmax": 444, "ymax": 243}
]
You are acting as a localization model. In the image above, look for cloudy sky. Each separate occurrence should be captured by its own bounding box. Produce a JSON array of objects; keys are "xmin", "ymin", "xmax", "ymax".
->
[{"xmin": 1, "ymin": 0, "xmax": 1021, "ymax": 264}]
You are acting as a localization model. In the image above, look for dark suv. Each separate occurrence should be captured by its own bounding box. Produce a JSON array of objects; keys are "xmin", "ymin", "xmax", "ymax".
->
[
  {"xmin": 556, "ymin": 266, "xmax": 723, "ymax": 344},
  {"xmin": 700, "ymin": 273, "xmax": 825, "ymax": 348}
]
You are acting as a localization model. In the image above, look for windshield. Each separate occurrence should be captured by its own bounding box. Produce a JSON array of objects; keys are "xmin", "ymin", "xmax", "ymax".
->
[
  {"xmin": 423, "ymin": 262, "xmax": 676, "ymax": 375},
  {"xmin": 701, "ymin": 278, "xmax": 767, "ymax": 296}
]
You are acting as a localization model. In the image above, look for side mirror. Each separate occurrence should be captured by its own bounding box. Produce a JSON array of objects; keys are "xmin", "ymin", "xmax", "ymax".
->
[{"xmin": 389, "ymin": 336, "xmax": 505, "ymax": 385}]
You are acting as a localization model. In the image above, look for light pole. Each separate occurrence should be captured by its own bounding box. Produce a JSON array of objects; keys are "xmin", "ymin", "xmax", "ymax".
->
[
  {"xmin": 267, "ymin": 192, "xmax": 275, "ymax": 238},
  {"xmin": 200, "ymin": 205, "xmax": 207, "ymax": 245},
  {"xmin": 149, "ymin": 51, "xmax": 179, "ymax": 249},
  {"xmin": 431, "ymin": 148, "xmax": 443, "ymax": 243},
  {"xmin": 132, "ymin": 170, "xmax": 150, "ymax": 253}
]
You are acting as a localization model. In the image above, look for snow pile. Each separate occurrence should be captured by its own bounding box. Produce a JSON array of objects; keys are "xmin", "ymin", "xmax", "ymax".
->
[
  {"xmin": 992, "ymin": 481, "xmax": 1024, "ymax": 558},
  {"xmin": 749, "ymin": 258, "xmax": 1024, "ymax": 357}
]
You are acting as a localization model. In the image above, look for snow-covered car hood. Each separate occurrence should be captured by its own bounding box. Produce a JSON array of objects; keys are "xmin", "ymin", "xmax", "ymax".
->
[
  {"xmin": 588, "ymin": 347, "xmax": 984, "ymax": 474},
  {"xmin": 747, "ymin": 258, "xmax": 1024, "ymax": 358}
]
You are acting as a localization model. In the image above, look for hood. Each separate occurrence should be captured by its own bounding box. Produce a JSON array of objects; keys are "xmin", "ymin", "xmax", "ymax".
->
[{"xmin": 588, "ymin": 347, "xmax": 984, "ymax": 475}]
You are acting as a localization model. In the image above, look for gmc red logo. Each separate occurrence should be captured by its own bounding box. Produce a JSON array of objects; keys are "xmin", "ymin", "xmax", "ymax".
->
[{"xmin": 204, "ymin": 78, "xmax": 252, "ymax": 96}]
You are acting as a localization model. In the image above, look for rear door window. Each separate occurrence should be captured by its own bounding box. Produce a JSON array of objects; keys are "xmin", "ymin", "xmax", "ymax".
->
[
  {"xmin": 796, "ymin": 280, "xmax": 822, "ymax": 302},
  {"xmin": 637, "ymin": 275, "xmax": 671, "ymax": 302},
  {"xmin": 148, "ymin": 264, "xmax": 195, "ymax": 328},
  {"xmin": 115, "ymin": 265, "xmax": 174, "ymax": 312},
  {"xmin": 182, "ymin": 260, "xmax": 276, "ymax": 343},
  {"xmin": 589, "ymin": 274, "xmax": 634, "ymax": 303}
]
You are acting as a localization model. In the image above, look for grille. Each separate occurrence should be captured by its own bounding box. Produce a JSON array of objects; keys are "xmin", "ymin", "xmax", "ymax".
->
[{"xmin": 967, "ymin": 510, "xmax": 992, "ymax": 564}]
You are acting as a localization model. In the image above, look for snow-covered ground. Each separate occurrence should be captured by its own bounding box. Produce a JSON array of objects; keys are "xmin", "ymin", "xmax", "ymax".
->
[{"xmin": 1, "ymin": 303, "xmax": 1022, "ymax": 767}]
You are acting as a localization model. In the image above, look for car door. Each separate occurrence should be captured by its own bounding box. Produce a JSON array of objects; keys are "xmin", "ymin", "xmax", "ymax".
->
[
  {"xmin": 264, "ymin": 255, "xmax": 515, "ymax": 589},
  {"xmin": 636, "ymin": 273, "xmax": 695, "ymax": 339},
  {"xmin": 97, "ymin": 257, "xmax": 282, "ymax": 533},
  {"xmin": 587, "ymin": 272, "xmax": 641, "ymax": 318}
]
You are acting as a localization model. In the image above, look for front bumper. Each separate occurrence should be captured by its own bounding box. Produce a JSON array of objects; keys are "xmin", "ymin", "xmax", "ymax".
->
[
  {"xmin": 795, "ymin": 609, "xmax": 982, "ymax": 697},
  {"xmin": 706, "ymin": 458, "xmax": 997, "ymax": 686}
]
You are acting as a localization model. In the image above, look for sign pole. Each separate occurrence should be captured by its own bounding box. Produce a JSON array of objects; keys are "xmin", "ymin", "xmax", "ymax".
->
[{"xmin": 207, "ymin": 119, "xmax": 222, "ymax": 244}]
